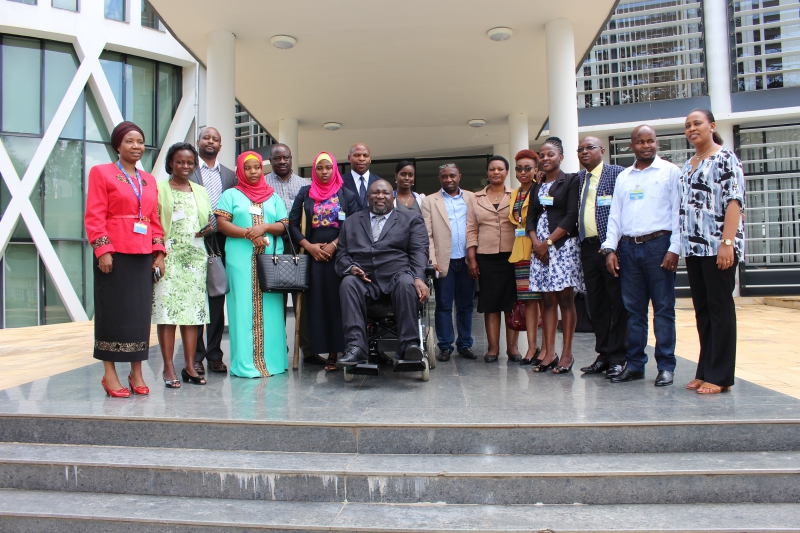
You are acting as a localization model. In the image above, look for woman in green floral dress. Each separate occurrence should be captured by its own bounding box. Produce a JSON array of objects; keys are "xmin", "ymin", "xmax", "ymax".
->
[{"xmin": 153, "ymin": 143, "xmax": 213, "ymax": 387}]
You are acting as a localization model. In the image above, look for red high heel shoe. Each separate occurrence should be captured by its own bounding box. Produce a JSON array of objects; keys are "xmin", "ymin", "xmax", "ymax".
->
[
  {"xmin": 101, "ymin": 378, "xmax": 130, "ymax": 398},
  {"xmin": 128, "ymin": 375, "xmax": 150, "ymax": 395}
]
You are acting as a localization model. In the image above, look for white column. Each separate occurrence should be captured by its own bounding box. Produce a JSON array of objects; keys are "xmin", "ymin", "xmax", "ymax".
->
[
  {"xmin": 278, "ymin": 118, "xmax": 299, "ymax": 169},
  {"xmin": 704, "ymin": 0, "xmax": 732, "ymax": 118},
  {"xmin": 205, "ymin": 30, "xmax": 236, "ymax": 169},
  {"xmin": 545, "ymin": 18, "xmax": 580, "ymax": 172},
  {"xmin": 508, "ymin": 113, "xmax": 529, "ymax": 188},
  {"xmin": 493, "ymin": 143, "xmax": 512, "ymax": 187}
]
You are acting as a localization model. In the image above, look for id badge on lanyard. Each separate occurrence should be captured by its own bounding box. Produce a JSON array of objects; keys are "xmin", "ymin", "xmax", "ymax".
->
[{"xmin": 116, "ymin": 162, "xmax": 147, "ymax": 234}]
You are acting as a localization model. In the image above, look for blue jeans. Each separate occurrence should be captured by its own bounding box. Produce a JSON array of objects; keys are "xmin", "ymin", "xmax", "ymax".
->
[
  {"xmin": 432, "ymin": 258, "xmax": 474, "ymax": 352},
  {"xmin": 618, "ymin": 234, "xmax": 676, "ymax": 373}
]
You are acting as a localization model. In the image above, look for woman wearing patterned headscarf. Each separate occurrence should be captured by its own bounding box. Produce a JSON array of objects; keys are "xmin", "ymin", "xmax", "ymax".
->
[
  {"xmin": 214, "ymin": 151, "xmax": 289, "ymax": 378},
  {"xmin": 288, "ymin": 152, "xmax": 360, "ymax": 371}
]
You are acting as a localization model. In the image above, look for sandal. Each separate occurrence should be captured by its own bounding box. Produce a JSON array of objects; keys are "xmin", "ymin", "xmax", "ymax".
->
[
  {"xmin": 325, "ymin": 354, "xmax": 338, "ymax": 372},
  {"xmin": 697, "ymin": 383, "xmax": 730, "ymax": 394},
  {"xmin": 686, "ymin": 379, "xmax": 704, "ymax": 390},
  {"xmin": 163, "ymin": 371, "xmax": 180, "ymax": 389}
]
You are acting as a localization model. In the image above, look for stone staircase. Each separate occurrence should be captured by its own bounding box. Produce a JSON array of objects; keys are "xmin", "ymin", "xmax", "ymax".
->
[{"xmin": 0, "ymin": 413, "xmax": 799, "ymax": 532}]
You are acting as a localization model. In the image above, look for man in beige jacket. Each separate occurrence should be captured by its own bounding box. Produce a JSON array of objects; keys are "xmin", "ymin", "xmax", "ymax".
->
[{"xmin": 421, "ymin": 164, "xmax": 477, "ymax": 362}]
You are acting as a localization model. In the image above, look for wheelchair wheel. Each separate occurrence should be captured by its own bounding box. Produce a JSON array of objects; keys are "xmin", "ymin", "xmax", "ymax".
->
[
  {"xmin": 421, "ymin": 357, "xmax": 430, "ymax": 382},
  {"xmin": 343, "ymin": 367, "xmax": 354, "ymax": 383},
  {"xmin": 425, "ymin": 327, "xmax": 436, "ymax": 369}
]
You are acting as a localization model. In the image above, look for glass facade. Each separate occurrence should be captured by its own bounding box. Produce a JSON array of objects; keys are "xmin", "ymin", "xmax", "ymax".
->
[
  {"xmin": 0, "ymin": 34, "xmax": 181, "ymax": 327},
  {"xmin": 608, "ymin": 132, "xmax": 694, "ymax": 167},
  {"xmin": 52, "ymin": 0, "xmax": 78, "ymax": 10},
  {"xmin": 577, "ymin": 0, "xmax": 705, "ymax": 108},
  {"xmin": 738, "ymin": 124, "xmax": 800, "ymax": 265},
  {"xmin": 141, "ymin": 0, "xmax": 163, "ymax": 31},
  {"xmin": 733, "ymin": 0, "xmax": 800, "ymax": 91},
  {"xmin": 104, "ymin": 0, "xmax": 125, "ymax": 21}
]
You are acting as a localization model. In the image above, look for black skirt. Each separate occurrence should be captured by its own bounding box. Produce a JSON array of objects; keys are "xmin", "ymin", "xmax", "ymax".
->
[
  {"xmin": 306, "ymin": 226, "xmax": 345, "ymax": 355},
  {"xmin": 476, "ymin": 252, "xmax": 517, "ymax": 314},
  {"xmin": 93, "ymin": 253, "xmax": 153, "ymax": 362}
]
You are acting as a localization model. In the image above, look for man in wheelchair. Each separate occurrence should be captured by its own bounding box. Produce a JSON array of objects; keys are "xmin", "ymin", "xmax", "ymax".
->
[{"xmin": 335, "ymin": 179, "xmax": 430, "ymax": 367}]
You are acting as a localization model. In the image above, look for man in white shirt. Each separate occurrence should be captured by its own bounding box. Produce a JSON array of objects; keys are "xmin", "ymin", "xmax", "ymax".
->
[
  {"xmin": 602, "ymin": 125, "xmax": 681, "ymax": 387},
  {"xmin": 342, "ymin": 143, "xmax": 381, "ymax": 211}
]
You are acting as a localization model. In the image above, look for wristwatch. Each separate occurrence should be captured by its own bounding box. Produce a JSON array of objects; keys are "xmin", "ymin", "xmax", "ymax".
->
[
  {"xmin": 602, "ymin": 248, "xmax": 616, "ymax": 256},
  {"xmin": 546, "ymin": 238, "xmax": 553, "ymax": 246},
  {"xmin": 721, "ymin": 238, "xmax": 733, "ymax": 246}
]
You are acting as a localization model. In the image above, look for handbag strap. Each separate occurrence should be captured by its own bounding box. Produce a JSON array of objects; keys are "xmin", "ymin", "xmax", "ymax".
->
[
  {"xmin": 274, "ymin": 221, "xmax": 298, "ymax": 259},
  {"xmin": 205, "ymin": 232, "xmax": 223, "ymax": 257}
]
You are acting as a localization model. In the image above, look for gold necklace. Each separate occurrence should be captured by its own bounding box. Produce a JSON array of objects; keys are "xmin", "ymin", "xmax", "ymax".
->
[
  {"xmin": 692, "ymin": 146, "xmax": 716, "ymax": 161},
  {"xmin": 169, "ymin": 177, "xmax": 191, "ymax": 192},
  {"xmin": 397, "ymin": 193, "xmax": 413, "ymax": 207}
]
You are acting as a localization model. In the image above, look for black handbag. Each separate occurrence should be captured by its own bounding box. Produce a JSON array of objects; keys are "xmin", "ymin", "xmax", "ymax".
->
[
  {"xmin": 256, "ymin": 222, "xmax": 310, "ymax": 293},
  {"xmin": 205, "ymin": 233, "xmax": 229, "ymax": 298}
]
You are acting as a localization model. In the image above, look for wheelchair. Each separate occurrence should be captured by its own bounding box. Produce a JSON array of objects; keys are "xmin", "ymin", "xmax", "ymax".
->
[{"xmin": 342, "ymin": 265, "xmax": 436, "ymax": 382}]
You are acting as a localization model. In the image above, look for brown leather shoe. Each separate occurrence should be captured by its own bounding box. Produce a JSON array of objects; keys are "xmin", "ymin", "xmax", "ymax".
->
[
  {"xmin": 193, "ymin": 361, "xmax": 205, "ymax": 375},
  {"xmin": 208, "ymin": 360, "xmax": 228, "ymax": 374}
]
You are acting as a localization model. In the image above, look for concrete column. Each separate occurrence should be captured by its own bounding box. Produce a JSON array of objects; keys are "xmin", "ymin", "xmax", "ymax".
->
[
  {"xmin": 508, "ymin": 113, "xmax": 529, "ymax": 188},
  {"xmin": 545, "ymin": 18, "xmax": 580, "ymax": 172},
  {"xmin": 206, "ymin": 30, "xmax": 236, "ymax": 169},
  {"xmin": 704, "ymin": 0, "xmax": 732, "ymax": 118},
  {"xmin": 278, "ymin": 118, "xmax": 299, "ymax": 171}
]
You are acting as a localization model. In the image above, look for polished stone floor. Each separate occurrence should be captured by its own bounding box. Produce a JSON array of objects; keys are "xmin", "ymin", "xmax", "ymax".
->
[{"xmin": 0, "ymin": 309, "xmax": 798, "ymax": 426}]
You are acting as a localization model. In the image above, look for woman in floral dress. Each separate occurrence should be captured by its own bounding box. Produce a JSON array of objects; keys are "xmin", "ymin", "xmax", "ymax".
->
[{"xmin": 153, "ymin": 143, "xmax": 213, "ymax": 387}]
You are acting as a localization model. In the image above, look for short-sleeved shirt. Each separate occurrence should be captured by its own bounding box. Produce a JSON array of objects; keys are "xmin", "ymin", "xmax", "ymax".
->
[{"xmin": 679, "ymin": 147, "xmax": 745, "ymax": 260}]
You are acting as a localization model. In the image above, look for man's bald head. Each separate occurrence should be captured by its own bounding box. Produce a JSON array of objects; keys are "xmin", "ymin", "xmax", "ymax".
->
[
  {"xmin": 348, "ymin": 143, "xmax": 372, "ymax": 175},
  {"xmin": 630, "ymin": 125, "xmax": 658, "ymax": 166},
  {"xmin": 578, "ymin": 136, "xmax": 606, "ymax": 171}
]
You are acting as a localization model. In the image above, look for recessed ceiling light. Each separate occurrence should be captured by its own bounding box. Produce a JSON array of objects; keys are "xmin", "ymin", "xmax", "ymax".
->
[
  {"xmin": 487, "ymin": 27, "xmax": 513, "ymax": 42},
  {"xmin": 323, "ymin": 122, "xmax": 342, "ymax": 131},
  {"xmin": 468, "ymin": 119, "xmax": 486, "ymax": 128},
  {"xmin": 271, "ymin": 35, "xmax": 297, "ymax": 49}
]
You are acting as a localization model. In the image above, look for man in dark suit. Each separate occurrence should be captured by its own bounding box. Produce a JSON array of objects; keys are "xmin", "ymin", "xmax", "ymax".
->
[
  {"xmin": 189, "ymin": 126, "xmax": 237, "ymax": 375},
  {"xmin": 342, "ymin": 143, "xmax": 381, "ymax": 211},
  {"xmin": 335, "ymin": 179, "xmax": 430, "ymax": 365},
  {"xmin": 576, "ymin": 136, "xmax": 628, "ymax": 378}
]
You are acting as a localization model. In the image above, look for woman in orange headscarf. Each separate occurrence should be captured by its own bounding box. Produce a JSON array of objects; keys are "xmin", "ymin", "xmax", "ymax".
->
[{"xmin": 214, "ymin": 151, "xmax": 288, "ymax": 378}]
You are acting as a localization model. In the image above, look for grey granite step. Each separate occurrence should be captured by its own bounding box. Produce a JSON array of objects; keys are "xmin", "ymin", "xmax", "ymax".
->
[
  {"xmin": 1, "ymin": 488, "xmax": 799, "ymax": 532},
  {"xmin": 1, "ymin": 413, "xmax": 798, "ymax": 455},
  {"xmin": 1, "ymin": 443, "xmax": 798, "ymax": 505}
]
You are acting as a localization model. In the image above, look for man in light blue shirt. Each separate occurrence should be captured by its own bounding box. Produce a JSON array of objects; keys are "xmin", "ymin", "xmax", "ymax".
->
[
  {"xmin": 422, "ymin": 164, "xmax": 477, "ymax": 361},
  {"xmin": 602, "ymin": 125, "xmax": 681, "ymax": 387}
]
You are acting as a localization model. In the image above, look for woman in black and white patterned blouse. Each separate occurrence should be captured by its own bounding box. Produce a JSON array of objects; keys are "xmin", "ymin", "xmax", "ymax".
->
[{"xmin": 679, "ymin": 109, "xmax": 745, "ymax": 395}]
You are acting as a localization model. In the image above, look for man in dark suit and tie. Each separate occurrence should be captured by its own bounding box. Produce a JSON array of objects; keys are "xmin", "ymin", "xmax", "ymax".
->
[
  {"xmin": 189, "ymin": 126, "xmax": 237, "ymax": 375},
  {"xmin": 342, "ymin": 143, "xmax": 381, "ymax": 211},
  {"xmin": 576, "ymin": 136, "xmax": 628, "ymax": 378},
  {"xmin": 335, "ymin": 179, "xmax": 430, "ymax": 365}
]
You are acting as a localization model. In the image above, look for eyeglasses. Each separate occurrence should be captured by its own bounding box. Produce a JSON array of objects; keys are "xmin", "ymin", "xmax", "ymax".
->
[
  {"xmin": 576, "ymin": 145, "xmax": 600, "ymax": 153},
  {"xmin": 514, "ymin": 165, "xmax": 534, "ymax": 173},
  {"xmin": 439, "ymin": 163, "xmax": 457, "ymax": 170}
]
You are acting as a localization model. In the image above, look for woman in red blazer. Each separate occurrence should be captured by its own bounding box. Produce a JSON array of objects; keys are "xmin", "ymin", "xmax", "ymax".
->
[{"xmin": 85, "ymin": 121, "xmax": 166, "ymax": 398}]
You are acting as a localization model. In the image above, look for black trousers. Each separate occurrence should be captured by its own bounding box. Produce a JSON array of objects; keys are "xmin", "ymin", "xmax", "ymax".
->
[
  {"xmin": 580, "ymin": 239, "xmax": 628, "ymax": 366},
  {"xmin": 340, "ymin": 273, "xmax": 419, "ymax": 355},
  {"xmin": 685, "ymin": 255, "xmax": 737, "ymax": 387},
  {"xmin": 196, "ymin": 233, "xmax": 226, "ymax": 362}
]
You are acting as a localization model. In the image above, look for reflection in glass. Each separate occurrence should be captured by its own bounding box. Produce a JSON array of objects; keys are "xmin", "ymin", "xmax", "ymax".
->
[
  {"xmin": 44, "ymin": 242, "xmax": 84, "ymax": 324},
  {"xmin": 85, "ymin": 90, "xmax": 110, "ymax": 143},
  {"xmin": 0, "ymin": 135, "xmax": 40, "ymax": 177},
  {"xmin": 99, "ymin": 51, "xmax": 124, "ymax": 112},
  {"xmin": 44, "ymin": 140, "xmax": 83, "ymax": 239},
  {"xmin": 52, "ymin": 0, "xmax": 78, "ymax": 10},
  {"xmin": 141, "ymin": 0, "xmax": 161, "ymax": 30},
  {"xmin": 84, "ymin": 142, "xmax": 117, "ymax": 185},
  {"xmin": 140, "ymin": 148, "xmax": 158, "ymax": 174},
  {"xmin": 2, "ymin": 37, "xmax": 42, "ymax": 134},
  {"xmin": 44, "ymin": 42, "xmax": 79, "ymax": 133},
  {"xmin": 157, "ymin": 65, "xmax": 180, "ymax": 147},
  {"xmin": 125, "ymin": 58, "xmax": 155, "ymax": 144},
  {"xmin": 104, "ymin": 0, "xmax": 126, "ymax": 21},
  {"xmin": 4, "ymin": 244, "xmax": 38, "ymax": 328},
  {"xmin": 84, "ymin": 244, "xmax": 94, "ymax": 318}
]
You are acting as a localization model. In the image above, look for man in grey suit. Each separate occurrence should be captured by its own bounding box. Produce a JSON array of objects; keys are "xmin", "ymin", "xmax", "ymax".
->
[
  {"xmin": 189, "ymin": 126, "xmax": 237, "ymax": 375},
  {"xmin": 335, "ymin": 180, "xmax": 430, "ymax": 366}
]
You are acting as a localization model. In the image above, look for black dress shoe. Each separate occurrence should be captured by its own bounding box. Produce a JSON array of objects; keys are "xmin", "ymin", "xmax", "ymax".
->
[
  {"xmin": 208, "ymin": 360, "xmax": 228, "ymax": 373},
  {"xmin": 336, "ymin": 345, "xmax": 367, "ymax": 367},
  {"xmin": 655, "ymin": 369, "xmax": 674, "ymax": 387},
  {"xmin": 506, "ymin": 350, "xmax": 523, "ymax": 363},
  {"xmin": 610, "ymin": 368, "xmax": 645, "ymax": 383},
  {"xmin": 303, "ymin": 354, "xmax": 328, "ymax": 366},
  {"xmin": 193, "ymin": 361, "xmax": 205, "ymax": 375},
  {"xmin": 459, "ymin": 347, "xmax": 477, "ymax": 360},
  {"xmin": 605, "ymin": 364, "xmax": 625, "ymax": 379},
  {"xmin": 437, "ymin": 349, "xmax": 452, "ymax": 362},
  {"xmin": 580, "ymin": 360, "xmax": 609, "ymax": 374},
  {"xmin": 402, "ymin": 344, "xmax": 424, "ymax": 361},
  {"xmin": 484, "ymin": 354, "xmax": 499, "ymax": 363}
]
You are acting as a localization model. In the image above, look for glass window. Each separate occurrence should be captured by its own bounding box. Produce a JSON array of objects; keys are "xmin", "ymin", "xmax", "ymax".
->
[
  {"xmin": 60, "ymin": 90, "xmax": 84, "ymax": 140},
  {"xmin": 2, "ymin": 36, "xmax": 42, "ymax": 134},
  {"xmin": 43, "ymin": 241, "xmax": 83, "ymax": 324},
  {"xmin": 157, "ymin": 64, "xmax": 179, "ymax": 147},
  {"xmin": 84, "ymin": 242, "xmax": 93, "ymax": 318},
  {"xmin": 99, "ymin": 51, "xmax": 124, "ymax": 113},
  {"xmin": 85, "ymin": 89, "xmax": 110, "ymax": 143},
  {"xmin": 104, "ymin": 0, "xmax": 125, "ymax": 21},
  {"xmin": 125, "ymin": 57, "xmax": 155, "ymax": 145},
  {"xmin": 4, "ymin": 244, "xmax": 38, "ymax": 328},
  {"xmin": 44, "ymin": 42, "xmax": 79, "ymax": 133},
  {"xmin": 8, "ymin": 0, "xmax": 37, "ymax": 4},
  {"xmin": 52, "ymin": 0, "xmax": 78, "ymax": 11},
  {"xmin": 44, "ymin": 140, "xmax": 83, "ymax": 239},
  {"xmin": 0, "ymin": 134, "xmax": 40, "ymax": 177},
  {"xmin": 140, "ymin": 147, "xmax": 158, "ymax": 173},
  {"xmin": 84, "ymin": 142, "xmax": 116, "ymax": 184},
  {"xmin": 141, "ymin": 0, "xmax": 161, "ymax": 30}
]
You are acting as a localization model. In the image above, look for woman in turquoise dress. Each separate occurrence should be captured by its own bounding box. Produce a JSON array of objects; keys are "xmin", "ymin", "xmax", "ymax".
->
[
  {"xmin": 154, "ymin": 143, "xmax": 213, "ymax": 387},
  {"xmin": 214, "ymin": 151, "xmax": 289, "ymax": 378}
]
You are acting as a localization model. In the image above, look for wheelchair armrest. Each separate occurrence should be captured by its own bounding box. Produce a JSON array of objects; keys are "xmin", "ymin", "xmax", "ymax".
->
[{"xmin": 425, "ymin": 265, "xmax": 437, "ymax": 280}]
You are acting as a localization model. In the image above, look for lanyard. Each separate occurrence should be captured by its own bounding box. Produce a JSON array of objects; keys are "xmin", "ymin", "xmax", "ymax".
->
[{"xmin": 116, "ymin": 161, "xmax": 143, "ymax": 220}]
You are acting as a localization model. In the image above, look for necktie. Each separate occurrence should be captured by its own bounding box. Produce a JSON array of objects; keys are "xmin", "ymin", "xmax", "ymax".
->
[
  {"xmin": 201, "ymin": 165, "xmax": 222, "ymax": 230},
  {"xmin": 578, "ymin": 170, "xmax": 592, "ymax": 242},
  {"xmin": 359, "ymin": 175, "xmax": 367, "ymax": 206},
  {"xmin": 372, "ymin": 215, "xmax": 385, "ymax": 242}
]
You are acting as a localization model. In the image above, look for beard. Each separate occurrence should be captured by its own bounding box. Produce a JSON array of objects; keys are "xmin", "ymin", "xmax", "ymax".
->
[{"xmin": 370, "ymin": 203, "xmax": 391, "ymax": 216}]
